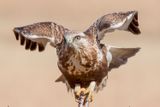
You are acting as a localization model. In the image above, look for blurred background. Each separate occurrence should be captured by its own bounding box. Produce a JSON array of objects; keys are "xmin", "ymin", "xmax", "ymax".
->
[{"xmin": 0, "ymin": 0, "xmax": 160, "ymax": 107}]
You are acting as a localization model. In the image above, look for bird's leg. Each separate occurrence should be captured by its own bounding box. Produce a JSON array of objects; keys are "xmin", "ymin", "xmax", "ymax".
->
[
  {"xmin": 74, "ymin": 81, "xmax": 96, "ymax": 103},
  {"xmin": 83, "ymin": 81, "xmax": 96, "ymax": 102},
  {"xmin": 74, "ymin": 84, "xmax": 86, "ymax": 103}
]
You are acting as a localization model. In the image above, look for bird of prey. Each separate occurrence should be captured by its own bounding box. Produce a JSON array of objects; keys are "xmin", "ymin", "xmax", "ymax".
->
[{"xmin": 13, "ymin": 11, "xmax": 141, "ymax": 105}]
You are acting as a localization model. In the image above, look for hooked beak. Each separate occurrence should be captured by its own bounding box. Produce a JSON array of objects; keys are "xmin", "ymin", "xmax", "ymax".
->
[{"xmin": 65, "ymin": 36, "xmax": 74, "ymax": 47}]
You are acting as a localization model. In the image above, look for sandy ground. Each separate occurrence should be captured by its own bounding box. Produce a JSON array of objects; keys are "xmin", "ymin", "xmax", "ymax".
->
[{"xmin": 0, "ymin": 0, "xmax": 160, "ymax": 107}]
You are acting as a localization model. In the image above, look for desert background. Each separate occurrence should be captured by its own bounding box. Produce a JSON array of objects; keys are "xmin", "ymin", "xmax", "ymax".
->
[{"xmin": 0, "ymin": 0, "xmax": 160, "ymax": 107}]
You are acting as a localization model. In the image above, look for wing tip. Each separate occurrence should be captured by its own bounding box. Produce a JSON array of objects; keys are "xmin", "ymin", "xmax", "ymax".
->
[
  {"xmin": 38, "ymin": 43, "xmax": 45, "ymax": 52},
  {"xmin": 13, "ymin": 27, "xmax": 26, "ymax": 45},
  {"xmin": 135, "ymin": 47, "xmax": 141, "ymax": 53},
  {"xmin": 30, "ymin": 42, "xmax": 37, "ymax": 51},
  {"xmin": 127, "ymin": 10, "xmax": 138, "ymax": 16},
  {"xmin": 13, "ymin": 27, "xmax": 20, "ymax": 40},
  {"xmin": 129, "ymin": 47, "xmax": 141, "ymax": 57},
  {"xmin": 25, "ymin": 39, "xmax": 31, "ymax": 50},
  {"xmin": 128, "ymin": 11, "xmax": 141, "ymax": 35},
  {"xmin": 13, "ymin": 27, "xmax": 43, "ymax": 52}
]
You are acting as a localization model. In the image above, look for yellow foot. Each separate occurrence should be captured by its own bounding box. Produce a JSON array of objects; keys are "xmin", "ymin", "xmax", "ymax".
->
[
  {"xmin": 74, "ymin": 81, "xmax": 96, "ymax": 103},
  {"xmin": 83, "ymin": 88, "xmax": 94, "ymax": 102},
  {"xmin": 74, "ymin": 87, "xmax": 86, "ymax": 103}
]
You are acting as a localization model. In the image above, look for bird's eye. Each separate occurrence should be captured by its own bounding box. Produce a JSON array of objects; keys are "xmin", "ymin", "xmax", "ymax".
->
[{"xmin": 74, "ymin": 35, "xmax": 81, "ymax": 40}]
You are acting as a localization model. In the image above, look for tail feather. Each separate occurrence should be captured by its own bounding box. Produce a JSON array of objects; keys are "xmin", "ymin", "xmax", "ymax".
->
[
  {"xmin": 55, "ymin": 75, "xmax": 66, "ymax": 83},
  {"xmin": 55, "ymin": 75, "xmax": 72, "ymax": 92}
]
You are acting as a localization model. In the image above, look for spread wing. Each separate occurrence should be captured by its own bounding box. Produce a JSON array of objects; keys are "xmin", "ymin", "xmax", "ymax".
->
[
  {"xmin": 84, "ymin": 11, "xmax": 141, "ymax": 41},
  {"xmin": 107, "ymin": 46, "xmax": 140, "ymax": 71},
  {"xmin": 13, "ymin": 22, "xmax": 69, "ymax": 52}
]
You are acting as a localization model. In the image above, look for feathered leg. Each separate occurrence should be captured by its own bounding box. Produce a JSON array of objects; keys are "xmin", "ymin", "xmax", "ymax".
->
[{"xmin": 74, "ymin": 81, "xmax": 96, "ymax": 104}]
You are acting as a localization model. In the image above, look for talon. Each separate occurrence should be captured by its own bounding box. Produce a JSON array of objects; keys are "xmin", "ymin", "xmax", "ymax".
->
[
  {"xmin": 75, "ymin": 88, "xmax": 86, "ymax": 96},
  {"xmin": 84, "ymin": 88, "xmax": 94, "ymax": 102},
  {"xmin": 74, "ymin": 81, "xmax": 96, "ymax": 103},
  {"xmin": 84, "ymin": 81, "xmax": 96, "ymax": 102},
  {"xmin": 74, "ymin": 86, "xmax": 87, "ymax": 102}
]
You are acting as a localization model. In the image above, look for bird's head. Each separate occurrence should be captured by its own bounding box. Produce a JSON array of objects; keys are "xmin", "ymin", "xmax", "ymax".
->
[{"xmin": 64, "ymin": 31, "xmax": 93, "ymax": 50}]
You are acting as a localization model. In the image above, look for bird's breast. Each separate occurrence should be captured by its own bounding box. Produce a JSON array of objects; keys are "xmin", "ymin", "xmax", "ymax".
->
[
  {"xmin": 57, "ymin": 45, "xmax": 108, "ymax": 88},
  {"xmin": 57, "ymin": 46, "xmax": 108, "ymax": 76}
]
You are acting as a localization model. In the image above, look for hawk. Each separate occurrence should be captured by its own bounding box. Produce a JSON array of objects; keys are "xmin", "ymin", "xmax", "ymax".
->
[{"xmin": 13, "ymin": 11, "xmax": 140, "ymax": 104}]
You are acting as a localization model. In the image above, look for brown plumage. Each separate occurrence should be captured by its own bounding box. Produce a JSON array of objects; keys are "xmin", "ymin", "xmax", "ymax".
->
[{"xmin": 13, "ymin": 11, "xmax": 141, "ymax": 104}]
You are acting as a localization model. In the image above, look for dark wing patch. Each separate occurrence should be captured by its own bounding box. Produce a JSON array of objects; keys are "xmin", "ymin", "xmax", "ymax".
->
[
  {"xmin": 30, "ymin": 42, "xmax": 37, "ymax": 51},
  {"xmin": 128, "ymin": 13, "xmax": 141, "ymax": 34},
  {"xmin": 25, "ymin": 39, "xmax": 31, "ymax": 50},
  {"xmin": 14, "ymin": 30, "xmax": 19, "ymax": 40},
  {"xmin": 38, "ymin": 43, "xmax": 45, "ymax": 52},
  {"xmin": 20, "ymin": 34, "xmax": 25, "ymax": 45}
]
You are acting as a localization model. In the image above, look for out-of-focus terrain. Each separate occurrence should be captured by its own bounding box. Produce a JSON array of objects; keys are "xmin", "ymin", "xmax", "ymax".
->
[{"xmin": 0, "ymin": 0, "xmax": 160, "ymax": 107}]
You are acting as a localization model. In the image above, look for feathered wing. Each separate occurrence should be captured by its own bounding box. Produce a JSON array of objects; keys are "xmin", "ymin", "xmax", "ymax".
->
[
  {"xmin": 84, "ymin": 11, "xmax": 141, "ymax": 41},
  {"xmin": 107, "ymin": 46, "xmax": 140, "ymax": 71},
  {"xmin": 13, "ymin": 22, "xmax": 69, "ymax": 51}
]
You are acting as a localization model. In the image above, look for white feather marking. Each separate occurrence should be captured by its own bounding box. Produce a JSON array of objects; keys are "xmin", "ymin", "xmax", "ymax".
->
[
  {"xmin": 106, "ymin": 45, "xmax": 113, "ymax": 67},
  {"xmin": 106, "ymin": 45, "xmax": 124, "ymax": 67},
  {"xmin": 78, "ymin": 32, "xmax": 86, "ymax": 37},
  {"xmin": 127, "ymin": 12, "xmax": 135, "ymax": 20},
  {"xmin": 79, "ymin": 39, "xmax": 89, "ymax": 46},
  {"xmin": 74, "ymin": 84, "xmax": 81, "ymax": 93},
  {"xmin": 118, "ymin": 13, "xmax": 134, "ymax": 30},
  {"xmin": 110, "ymin": 12, "xmax": 134, "ymax": 30},
  {"xmin": 50, "ymin": 37, "xmax": 56, "ymax": 47},
  {"xmin": 97, "ymin": 50, "xmax": 103, "ymax": 62},
  {"xmin": 89, "ymin": 81, "xmax": 96, "ymax": 92},
  {"xmin": 22, "ymin": 33, "xmax": 54, "ymax": 47},
  {"xmin": 111, "ymin": 19, "xmax": 126, "ymax": 29}
]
